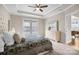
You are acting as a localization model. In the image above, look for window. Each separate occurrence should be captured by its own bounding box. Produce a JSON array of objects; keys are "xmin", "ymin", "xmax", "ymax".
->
[
  {"xmin": 23, "ymin": 21, "xmax": 31, "ymax": 32},
  {"xmin": 71, "ymin": 16, "xmax": 79, "ymax": 31},
  {"xmin": 23, "ymin": 20, "xmax": 38, "ymax": 35},
  {"xmin": 32, "ymin": 21, "xmax": 39, "ymax": 34}
]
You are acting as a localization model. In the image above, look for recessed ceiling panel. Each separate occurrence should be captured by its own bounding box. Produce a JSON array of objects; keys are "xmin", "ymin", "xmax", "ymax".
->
[{"xmin": 4, "ymin": 4, "xmax": 72, "ymax": 18}]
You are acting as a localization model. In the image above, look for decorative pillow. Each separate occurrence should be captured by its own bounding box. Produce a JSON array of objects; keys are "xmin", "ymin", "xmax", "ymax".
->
[
  {"xmin": 0, "ymin": 36, "xmax": 5, "ymax": 52},
  {"xmin": 13, "ymin": 33, "xmax": 21, "ymax": 44},
  {"xmin": 3, "ymin": 32, "xmax": 14, "ymax": 46},
  {"xmin": 21, "ymin": 38, "xmax": 25, "ymax": 43}
]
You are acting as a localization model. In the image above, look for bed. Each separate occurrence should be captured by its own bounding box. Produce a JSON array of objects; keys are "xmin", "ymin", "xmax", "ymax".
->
[{"xmin": 0, "ymin": 33, "xmax": 53, "ymax": 55}]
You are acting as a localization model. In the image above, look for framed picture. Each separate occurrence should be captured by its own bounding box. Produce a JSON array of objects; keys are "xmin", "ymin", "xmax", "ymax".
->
[{"xmin": 48, "ymin": 21, "xmax": 57, "ymax": 31}]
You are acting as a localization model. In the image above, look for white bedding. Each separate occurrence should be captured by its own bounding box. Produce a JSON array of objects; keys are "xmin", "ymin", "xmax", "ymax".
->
[
  {"xmin": 3, "ymin": 32, "xmax": 14, "ymax": 46},
  {"xmin": 25, "ymin": 34, "xmax": 44, "ymax": 42},
  {"xmin": 0, "ymin": 36, "xmax": 5, "ymax": 52}
]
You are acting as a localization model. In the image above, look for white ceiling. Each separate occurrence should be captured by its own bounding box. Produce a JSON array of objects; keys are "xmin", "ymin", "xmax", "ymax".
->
[{"xmin": 4, "ymin": 4, "xmax": 72, "ymax": 18}]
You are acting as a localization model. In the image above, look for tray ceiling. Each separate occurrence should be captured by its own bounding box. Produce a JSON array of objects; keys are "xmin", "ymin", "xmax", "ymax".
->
[{"xmin": 4, "ymin": 4, "xmax": 72, "ymax": 18}]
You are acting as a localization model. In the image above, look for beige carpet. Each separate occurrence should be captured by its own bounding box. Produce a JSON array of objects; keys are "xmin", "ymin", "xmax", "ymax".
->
[{"xmin": 46, "ymin": 41, "xmax": 79, "ymax": 55}]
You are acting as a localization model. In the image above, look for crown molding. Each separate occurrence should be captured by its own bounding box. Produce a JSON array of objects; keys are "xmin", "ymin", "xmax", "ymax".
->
[
  {"xmin": 65, "ymin": 10, "xmax": 79, "ymax": 16},
  {"xmin": 2, "ymin": 4, "xmax": 10, "ymax": 13},
  {"xmin": 17, "ymin": 10, "xmax": 43, "ymax": 16},
  {"xmin": 44, "ymin": 4, "xmax": 75, "ymax": 19},
  {"xmin": 10, "ymin": 13, "xmax": 45, "ymax": 19},
  {"xmin": 44, "ymin": 4, "xmax": 63, "ymax": 16}
]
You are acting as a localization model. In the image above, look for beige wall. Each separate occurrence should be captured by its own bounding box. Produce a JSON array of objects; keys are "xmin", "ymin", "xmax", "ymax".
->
[
  {"xmin": 10, "ymin": 15, "xmax": 45, "ymax": 37},
  {"xmin": 10, "ymin": 15, "xmax": 23, "ymax": 37}
]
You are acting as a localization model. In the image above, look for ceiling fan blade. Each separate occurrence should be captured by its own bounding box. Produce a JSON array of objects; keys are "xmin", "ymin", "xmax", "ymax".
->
[
  {"xmin": 40, "ymin": 5, "xmax": 48, "ymax": 8},
  {"xmin": 33, "ymin": 9, "xmax": 36, "ymax": 11},
  {"xmin": 36, "ymin": 4, "xmax": 40, "ymax": 7},
  {"xmin": 28, "ymin": 6, "xmax": 36, "ymax": 8},
  {"xmin": 39, "ymin": 9, "xmax": 43, "ymax": 12}
]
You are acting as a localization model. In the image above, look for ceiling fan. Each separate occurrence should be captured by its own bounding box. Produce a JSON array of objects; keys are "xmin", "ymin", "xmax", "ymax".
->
[{"xmin": 28, "ymin": 4, "xmax": 48, "ymax": 12}]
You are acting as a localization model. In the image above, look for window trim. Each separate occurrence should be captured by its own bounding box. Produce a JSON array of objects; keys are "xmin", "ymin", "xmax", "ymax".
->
[{"xmin": 23, "ymin": 20, "xmax": 39, "ymax": 34}]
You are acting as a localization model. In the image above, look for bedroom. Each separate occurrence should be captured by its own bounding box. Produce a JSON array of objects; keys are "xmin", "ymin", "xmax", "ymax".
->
[{"xmin": 0, "ymin": 4, "xmax": 79, "ymax": 55}]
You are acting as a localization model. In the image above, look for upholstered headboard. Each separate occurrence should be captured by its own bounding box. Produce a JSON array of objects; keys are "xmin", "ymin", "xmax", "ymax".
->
[{"xmin": 0, "ymin": 16, "xmax": 9, "ymax": 36}]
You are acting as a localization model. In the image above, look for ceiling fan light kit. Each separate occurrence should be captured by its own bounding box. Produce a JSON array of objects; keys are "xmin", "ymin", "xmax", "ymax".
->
[{"xmin": 36, "ymin": 8, "xmax": 39, "ymax": 10}]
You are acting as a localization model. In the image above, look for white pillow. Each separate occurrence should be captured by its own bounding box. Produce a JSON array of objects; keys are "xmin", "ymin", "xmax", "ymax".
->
[
  {"xmin": 0, "ymin": 36, "xmax": 5, "ymax": 52},
  {"xmin": 3, "ymin": 32, "xmax": 14, "ymax": 46},
  {"xmin": 25, "ymin": 34, "xmax": 44, "ymax": 42}
]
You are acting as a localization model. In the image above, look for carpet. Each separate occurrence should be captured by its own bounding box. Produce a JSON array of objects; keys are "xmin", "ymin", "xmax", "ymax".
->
[{"xmin": 44, "ymin": 41, "xmax": 79, "ymax": 55}]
